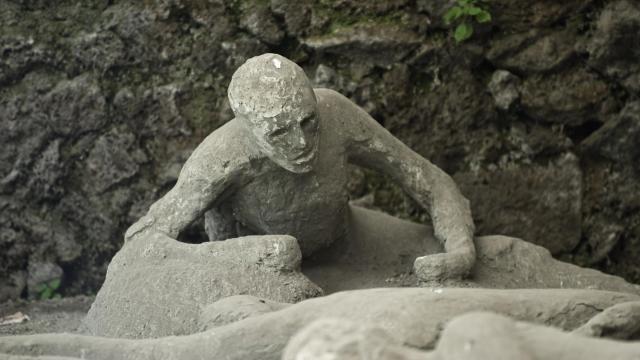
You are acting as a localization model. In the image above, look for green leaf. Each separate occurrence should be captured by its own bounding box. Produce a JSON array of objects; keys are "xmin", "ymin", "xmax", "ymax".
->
[
  {"xmin": 40, "ymin": 288, "xmax": 53, "ymax": 300},
  {"xmin": 458, "ymin": 0, "xmax": 471, "ymax": 6},
  {"xmin": 475, "ymin": 10, "xmax": 492, "ymax": 23},
  {"xmin": 443, "ymin": 6, "xmax": 463, "ymax": 24},
  {"xmin": 454, "ymin": 23, "xmax": 474, "ymax": 43},
  {"xmin": 48, "ymin": 278, "xmax": 61, "ymax": 290},
  {"xmin": 467, "ymin": 6, "xmax": 483, "ymax": 15}
]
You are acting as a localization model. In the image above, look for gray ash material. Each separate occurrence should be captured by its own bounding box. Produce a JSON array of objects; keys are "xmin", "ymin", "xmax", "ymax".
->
[{"xmin": 305, "ymin": 206, "xmax": 640, "ymax": 295}]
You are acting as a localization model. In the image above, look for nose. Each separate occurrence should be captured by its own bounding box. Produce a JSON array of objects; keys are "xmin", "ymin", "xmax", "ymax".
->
[
  {"xmin": 289, "ymin": 124, "xmax": 307, "ymax": 150},
  {"xmin": 297, "ymin": 135, "xmax": 307, "ymax": 149}
]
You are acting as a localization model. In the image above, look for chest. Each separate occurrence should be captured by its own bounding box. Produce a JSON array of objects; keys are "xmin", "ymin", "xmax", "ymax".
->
[{"xmin": 232, "ymin": 154, "xmax": 349, "ymax": 220}]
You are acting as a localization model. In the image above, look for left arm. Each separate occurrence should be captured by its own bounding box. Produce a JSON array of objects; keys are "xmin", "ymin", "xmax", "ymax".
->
[{"xmin": 331, "ymin": 91, "xmax": 475, "ymax": 281}]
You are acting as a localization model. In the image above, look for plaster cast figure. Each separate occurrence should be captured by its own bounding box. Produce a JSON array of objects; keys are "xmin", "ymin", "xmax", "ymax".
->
[
  {"xmin": 1, "ymin": 288, "xmax": 639, "ymax": 360},
  {"xmin": 283, "ymin": 311, "xmax": 640, "ymax": 360},
  {"xmin": 124, "ymin": 53, "xmax": 476, "ymax": 281}
]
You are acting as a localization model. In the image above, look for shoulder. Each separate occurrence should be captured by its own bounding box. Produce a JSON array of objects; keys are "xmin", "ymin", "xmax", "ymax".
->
[
  {"xmin": 314, "ymin": 88, "xmax": 378, "ymax": 142},
  {"xmin": 181, "ymin": 119, "xmax": 262, "ymax": 180},
  {"xmin": 313, "ymin": 88, "xmax": 363, "ymax": 129},
  {"xmin": 314, "ymin": 88, "xmax": 353, "ymax": 109}
]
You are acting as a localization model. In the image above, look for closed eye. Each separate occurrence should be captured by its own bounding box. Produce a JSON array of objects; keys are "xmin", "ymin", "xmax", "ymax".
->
[
  {"xmin": 269, "ymin": 128, "xmax": 287, "ymax": 137},
  {"xmin": 300, "ymin": 114, "xmax": 316, "ymax": 128}
]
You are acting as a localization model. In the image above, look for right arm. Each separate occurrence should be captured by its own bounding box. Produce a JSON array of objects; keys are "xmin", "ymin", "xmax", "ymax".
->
[{"xmin": 125, "ymin": 122, "xmax": 255, "ymax": 242}]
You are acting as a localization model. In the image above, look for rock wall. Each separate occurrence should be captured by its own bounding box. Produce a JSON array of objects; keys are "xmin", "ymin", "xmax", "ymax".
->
[{"xmin": 1, "ymin": 0, "xmax": 639, "ymax": 300}]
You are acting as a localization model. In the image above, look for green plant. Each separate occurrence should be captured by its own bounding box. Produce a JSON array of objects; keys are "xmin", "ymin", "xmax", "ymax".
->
[
  {"xmin": 37, "ymin": 278, "xmax": 62, "ymax": 300},
  {"xmin": 443, "ymin": 0, "xmax": 492, "ymax": 43}
]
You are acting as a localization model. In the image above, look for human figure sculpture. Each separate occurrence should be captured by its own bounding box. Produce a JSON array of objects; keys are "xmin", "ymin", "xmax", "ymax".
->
[
  {"xmin": 1, "ymin": 289, "xmax": 639, "ymax": 359},
  {"xmin": 125, "ymin": 53, "xmax": 476, "ymax": 281},
  {"xmin": 283, "ymin": 309, "xmax": 640, "ymax": 360},
  {"xmin": 77, "ymin": 54, "xmax": 638, "ymax": 340}
]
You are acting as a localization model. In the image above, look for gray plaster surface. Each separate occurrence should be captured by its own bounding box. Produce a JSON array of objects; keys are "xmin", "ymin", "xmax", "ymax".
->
[
  {"xmin": 573, "ymin": 301, "xmax": 640, "ymax": 340},
  {"xmin": 1, "ymin": 288, "xmax": 638, "ymax": 360},
  {"xmin": 284, "ymin": 312, "xmax": 640, "ymax": 360},
  {"xmin": 305, "ymin": 205, "xmax": 640, "ymax": 294},
  {"xmin": 82, "ymin": 205, "xmax": 640, "ymax": 339},
  {"xmin": 82, "ymin": 233, "xmax": 321, "ymax": 338}
]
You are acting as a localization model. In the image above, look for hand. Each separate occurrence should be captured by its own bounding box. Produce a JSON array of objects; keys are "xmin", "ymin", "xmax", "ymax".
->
[{"xmin": 413, "ymin": 250, "xmax": 475, "ymax": 282}]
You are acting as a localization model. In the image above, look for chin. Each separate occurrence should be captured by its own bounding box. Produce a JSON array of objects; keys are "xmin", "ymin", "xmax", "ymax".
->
[
  {"xmin": 276, "ymin": 157, "xmax": 316, "ymax": 174},
  {"xmin": 282, "ymin": 162, "xmax": 314, "ymax": 174},
  {"xmin": 270, "ymin": 149, "xmax": 318, "ymax": 173}
]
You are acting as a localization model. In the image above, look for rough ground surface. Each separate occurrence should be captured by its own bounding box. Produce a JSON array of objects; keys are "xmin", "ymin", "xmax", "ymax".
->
[
  {"xmin": 0, "ymin": 296, "xmax": 91, "ymax": 336},
  {"xmin": 0, "ymin": 288, "xmax": 638, "ymax": 360},
  {"xmin": 1, "ymin": 0, "xmax": 640, "ymax": 302}
]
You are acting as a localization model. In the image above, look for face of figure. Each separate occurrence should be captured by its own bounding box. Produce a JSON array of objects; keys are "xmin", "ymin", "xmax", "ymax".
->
[
  {"xmin": 244, "ymin": 91, "xmax": 320, "ymax": 173},
  {"xmin": 228, "ymin": 54, "xmax": 320, "ymax": 174}
]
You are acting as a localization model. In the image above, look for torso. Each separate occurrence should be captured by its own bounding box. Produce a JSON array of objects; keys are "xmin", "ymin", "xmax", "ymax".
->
[{"xmin": 223, "ymin": 89, "xmax": 352, "ymax": 256}]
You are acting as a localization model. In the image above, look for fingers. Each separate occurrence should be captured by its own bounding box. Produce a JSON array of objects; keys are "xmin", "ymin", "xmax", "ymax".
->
[{"xmin": 414, "ymin": 251, "xmax": 474, "ymax": 282}]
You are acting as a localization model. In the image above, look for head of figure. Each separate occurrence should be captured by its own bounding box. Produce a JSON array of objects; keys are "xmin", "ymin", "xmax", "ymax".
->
[{"xmin": 228, "ymin": 53, "xmax": 319, "ymax": 174}]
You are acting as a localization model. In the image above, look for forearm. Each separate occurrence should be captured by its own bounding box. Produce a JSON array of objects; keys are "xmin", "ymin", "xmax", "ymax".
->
[
  {"xmin": 124, "ymin": 121, "xmax": 254, "ymax": 243},
  {"xmin": 345, "ymin": 127, "xmax": 475, "ymax": 255},
  {"xmin": 397, "ymin": 153, "xmax": 475, "ymax": 252},
  {"xmin": 427, "ymin": 167, "xmax": 475, "ymax": 254},
  {"xmin": 125, "ymin": 190, "xmax": 187, "ymax": 241},
  {"xmin": 125, "ymin": 177, "xmax": 224, "ymax": 242},
  {"xmin": 333, "ymin": 89, "xmax": 476, "ymax": 277},
  {"xmin": 350, "ymin": 146, "xmax": 476, "ymax": 280}
]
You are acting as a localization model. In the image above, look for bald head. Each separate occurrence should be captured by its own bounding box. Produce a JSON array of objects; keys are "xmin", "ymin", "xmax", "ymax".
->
[
  {"xmin": 228, "ymin": 53, "xmax": 316, "ymax": 120},
  {"xmin": 228, "ymin": 54, "xmax": 320, "ymax": 174}
]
